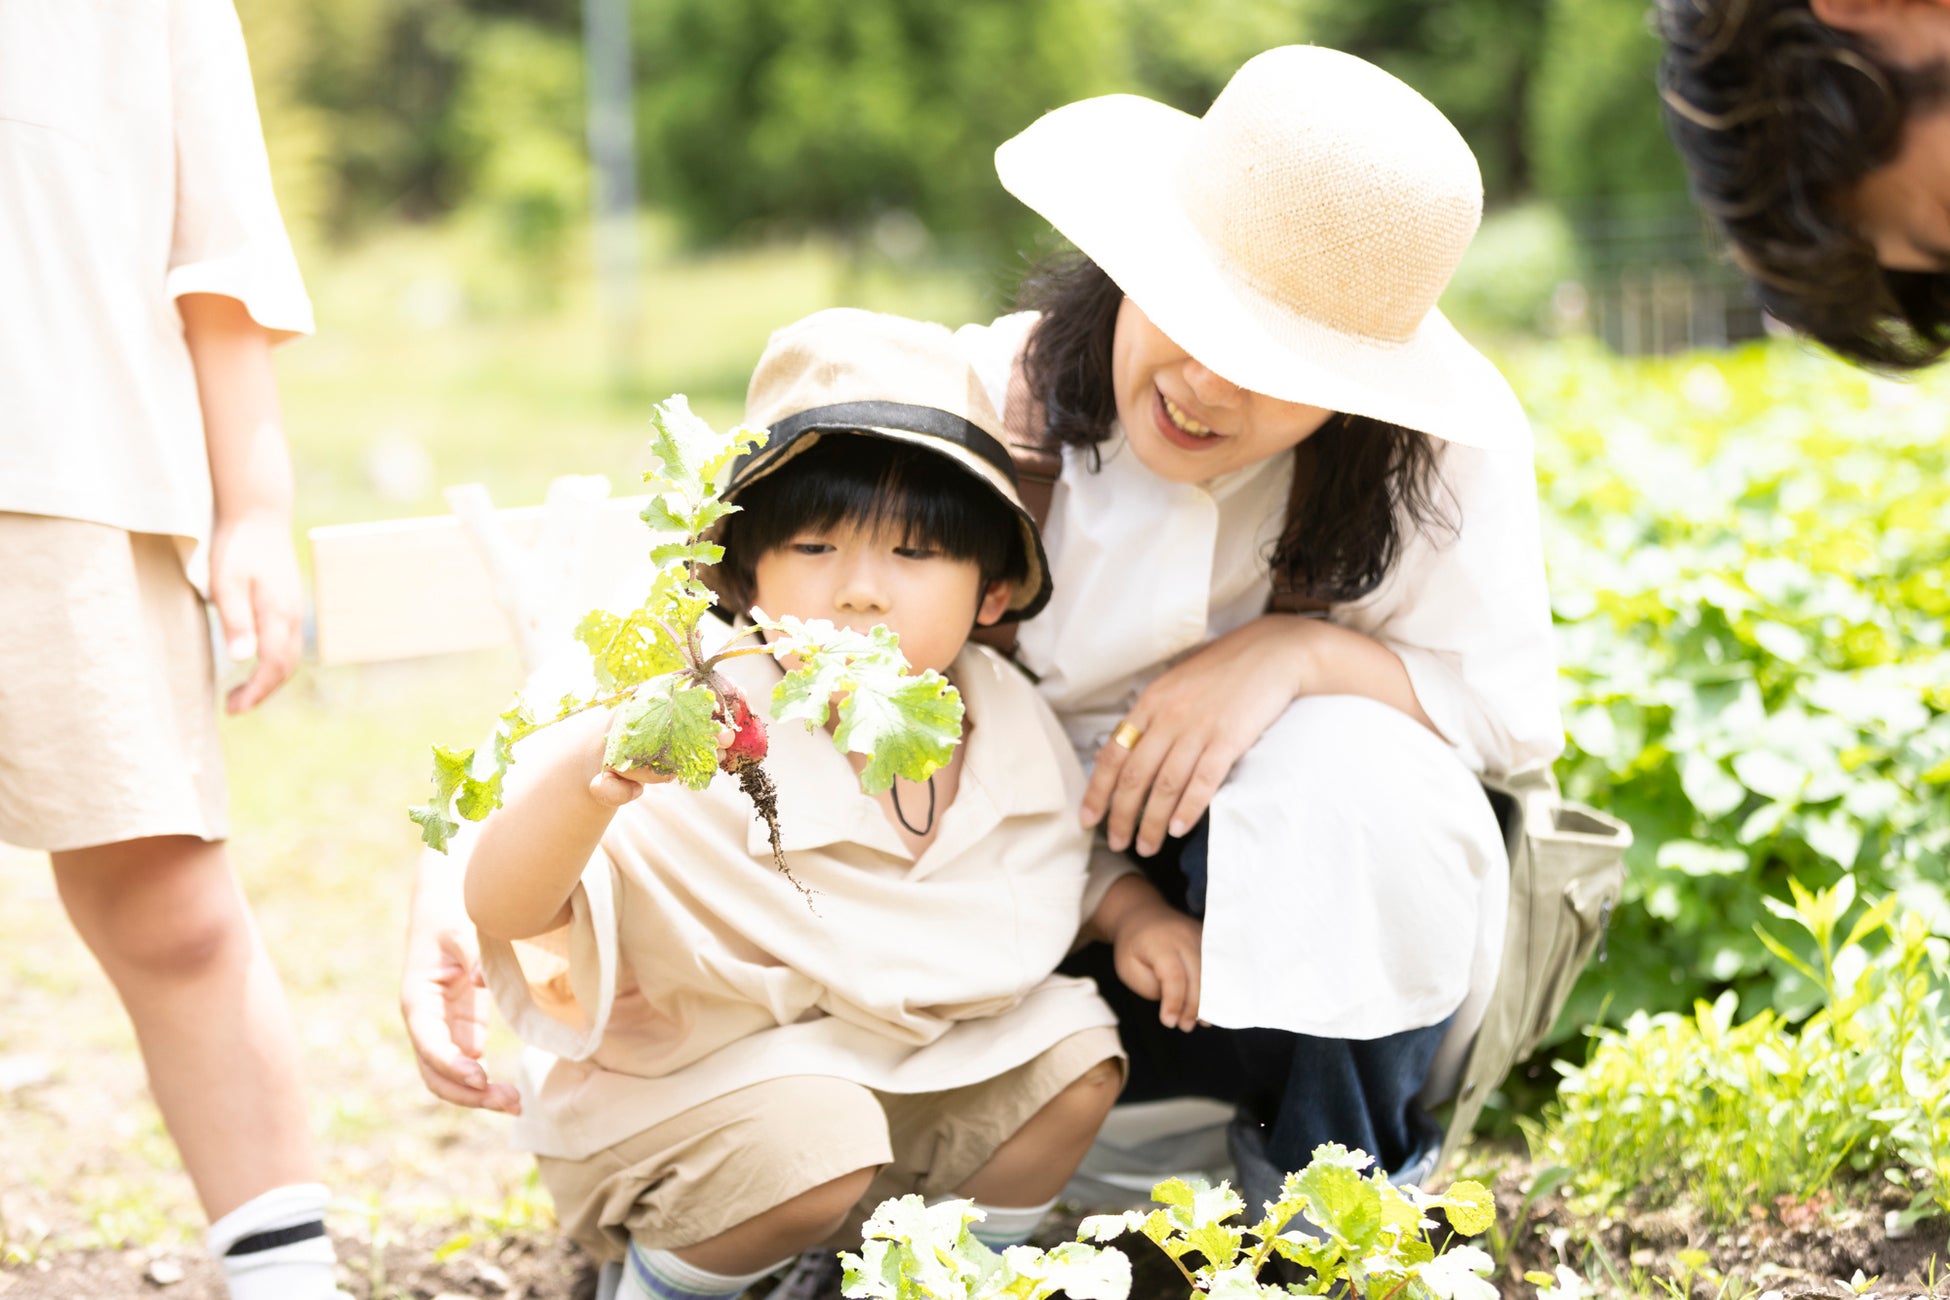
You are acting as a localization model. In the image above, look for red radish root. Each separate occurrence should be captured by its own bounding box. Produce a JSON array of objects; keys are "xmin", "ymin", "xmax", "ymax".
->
[{"xmin": 710, "ymin": 677, "xmax": 809, "ymax": 905}]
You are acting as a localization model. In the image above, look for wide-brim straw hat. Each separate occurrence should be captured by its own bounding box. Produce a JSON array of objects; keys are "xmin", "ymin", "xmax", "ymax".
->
[
  {"xmin": 728, "ymin": 307, "xmax": 1052, "ymax": 620},
  {"xmin": 995, "ymin": 45, "xmax": 1526, "ymax": 451}
]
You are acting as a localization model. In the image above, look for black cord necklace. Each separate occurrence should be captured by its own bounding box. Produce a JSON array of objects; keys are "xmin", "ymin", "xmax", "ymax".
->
[{"xmin": 891, "ymin": 775, "xmax": 937, "ymax": 837}]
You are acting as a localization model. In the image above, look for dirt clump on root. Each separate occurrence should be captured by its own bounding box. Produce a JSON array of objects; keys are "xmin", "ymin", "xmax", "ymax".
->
[{"xmin": 736, "ymin": 762, "xmax": 813, "ymax": 908}]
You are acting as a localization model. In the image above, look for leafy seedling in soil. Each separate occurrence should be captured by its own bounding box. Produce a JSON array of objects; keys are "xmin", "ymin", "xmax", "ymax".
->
[{"xmin": 410, "ymin": 396, "xmax": 965, "ymax": 902}]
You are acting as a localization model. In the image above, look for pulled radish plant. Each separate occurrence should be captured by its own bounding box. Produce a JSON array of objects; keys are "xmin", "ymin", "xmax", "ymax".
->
[{"xmin": 410, "ymin": 396, "xmax": 965, "ymax": 900}]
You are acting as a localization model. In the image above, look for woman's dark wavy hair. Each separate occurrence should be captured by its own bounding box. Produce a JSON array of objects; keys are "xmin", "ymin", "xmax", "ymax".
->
[
  {"xmin": 1658, "ymin": 0, "xmax": 1950, "ymax": 369},
  {"xmin": 1014, "ymin": 255, "xmax": 1451, "ymax": 605}
]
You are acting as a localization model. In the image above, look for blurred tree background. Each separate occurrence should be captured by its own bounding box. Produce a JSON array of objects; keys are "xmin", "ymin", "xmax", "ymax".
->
[{"xmin": 234, "ymin": 0, "xmax": 1680, "ymax": 309}]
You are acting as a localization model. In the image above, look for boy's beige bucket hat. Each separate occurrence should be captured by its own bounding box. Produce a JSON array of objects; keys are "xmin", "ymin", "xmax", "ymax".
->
[
  {"xmin": 728, "ymin": 307, "xmax": 1052, "ymax": 620},
  {"xmin": 996, "ymin": 45, "xmax": 1525, "ymax": 451}
]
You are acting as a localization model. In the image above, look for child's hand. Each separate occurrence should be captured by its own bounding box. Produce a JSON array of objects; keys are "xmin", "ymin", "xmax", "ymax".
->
[
  {"xmin": 1112, "ymin": 902, "xmax": 1205, "ymax": 1033},
  {"xmin": 585, "ymin": 717, "xmax": 737, "ymax": 806},
  {"xmin": 208, "ymin": 508, "xmax": 303, "ymax": 713},
  {"xmin": 400, "ymin": 926, "xmax": 521, "ymax": 1114}
]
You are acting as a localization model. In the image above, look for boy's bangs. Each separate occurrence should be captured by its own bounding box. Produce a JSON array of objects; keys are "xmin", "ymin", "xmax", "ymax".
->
[
  {"xmin": 792, "ymin": 445, "xmax": 981, "ymax": 556},
  {"xmin": 715, "ymin": 432, "xmax": 1026, "ymax": 602}
]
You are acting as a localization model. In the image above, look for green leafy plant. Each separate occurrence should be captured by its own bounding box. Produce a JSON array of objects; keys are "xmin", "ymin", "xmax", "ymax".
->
[
  {"xmin": 1519, "ymin": 343, "xmax": 1950, "ymax": 1042},
  {"xmin": 1534, "ymin": 879, "xmax": 1950, "ymax": 1228},
  {"xmin": 841, "ymin": 1197, "xmax": 1131, "ymax": 1300},
  {"xmin": 409, "ymin": 396, "xmax": 965, "ymax": 891},
  {"xmin": 843, "ymin": 1148, "xmax": 1513, "ymax": 1300}
]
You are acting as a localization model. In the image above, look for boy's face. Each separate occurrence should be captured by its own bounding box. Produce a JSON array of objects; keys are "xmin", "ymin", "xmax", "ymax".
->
[{"xmin": 751, "ymin": 517, "xmax": 1013, "ymax": 675}]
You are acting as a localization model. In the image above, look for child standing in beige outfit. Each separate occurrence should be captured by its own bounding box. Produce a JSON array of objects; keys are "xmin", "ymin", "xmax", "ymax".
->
[{"xmin": 0, "ymin": 4, "xmax": 346, "ymax": 1296}]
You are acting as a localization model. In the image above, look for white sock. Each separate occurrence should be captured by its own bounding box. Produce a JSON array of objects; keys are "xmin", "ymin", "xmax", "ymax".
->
[
  {"xmin": 968, "ymin": 1197, "xmax": 1057, "ymax": 1251},
  {"xmin": 206, "ymin": 1182, "xmax": 341, "ymax": 1300},
  {"xmin": 619, "ymin": 1243, "xmax": 783, "ymax": 1300}
]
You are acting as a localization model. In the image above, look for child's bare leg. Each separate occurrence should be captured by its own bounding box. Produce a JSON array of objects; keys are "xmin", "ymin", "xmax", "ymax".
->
[
  {"xmin": 958, "ymin": 1059, "xmax": 1122, "ymax": 1207},
  {"xmin": 51, "ymin": 835, "xmax": 318, "ymax": 1218},
  {"xmin": 674, "ymin": 1167, "xmax": 878, "ymax": 1276}
]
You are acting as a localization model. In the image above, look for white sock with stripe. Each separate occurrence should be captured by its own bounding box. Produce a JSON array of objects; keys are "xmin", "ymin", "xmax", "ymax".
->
[
  {"xmin": 206, "ymin": 1183, "xmax": 341, "ymax": 1300},
  {"xmin": 618, "ymin": 1243, "xmax": 783, "ymax": 1300},
  {"xmin": 968, "ymin": 1198, "xmax": 1057, "ymax": 1252}
]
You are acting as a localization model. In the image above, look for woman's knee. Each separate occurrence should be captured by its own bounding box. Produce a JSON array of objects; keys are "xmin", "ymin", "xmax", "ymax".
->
[{"xmin": 52, "ymin": 837, "xmax": 248, "ymax": 980}]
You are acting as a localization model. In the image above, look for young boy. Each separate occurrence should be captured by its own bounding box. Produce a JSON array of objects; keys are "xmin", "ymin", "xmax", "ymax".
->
[{"xmin": 460, "ymin": 309, "xmax": 1200, "ymax": 1300}]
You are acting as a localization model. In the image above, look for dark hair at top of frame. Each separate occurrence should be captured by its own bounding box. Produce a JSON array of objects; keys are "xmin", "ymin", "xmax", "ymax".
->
[
  {"xmin": 711, "ymin": 432, "xmax": 1028, "ymax": 614},
  {"xmin": 1658, "ymin": 0, "xmax": 1950, "ymax": 369},
  {"xmin": 1012, "ymin": 253, "xmax": 1452, "ymax": 605}
]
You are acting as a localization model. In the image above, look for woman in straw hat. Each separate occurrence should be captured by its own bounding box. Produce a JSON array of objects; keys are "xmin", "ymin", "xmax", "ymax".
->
[{"xmin": 954, "ymin": 45, "xmax": 1563, "ymax": 1196}]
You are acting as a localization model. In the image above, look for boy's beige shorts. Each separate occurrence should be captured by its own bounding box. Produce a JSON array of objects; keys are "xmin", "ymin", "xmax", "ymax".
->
[
  {"xmin": 0, "ymin": 514, "xmax": 227, "ymax": 852},
  {"xmin": 538, "ymin": 1027, "xmax": 1126, "ymax": 1263}
]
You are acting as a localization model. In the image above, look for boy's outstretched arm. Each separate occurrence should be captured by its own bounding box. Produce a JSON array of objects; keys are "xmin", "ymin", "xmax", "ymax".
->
[
  {"xmin": 180, "ymin": 292, "xmax": 301, "ymax": 714},
  {"xmin": 465, "ymin": 707, "xmax": 731, "ymax": 940},
  {"xmin": 1084, "ymin": 874, "xmax": 1204, "ymax": 1033},
  {"xmin": 466, "ymin": 707, "xmax": 634, "ymax": 940}
]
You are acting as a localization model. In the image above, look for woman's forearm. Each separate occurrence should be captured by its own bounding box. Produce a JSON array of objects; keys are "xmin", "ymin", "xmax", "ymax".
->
[
  {"xmin": 464, "ymin": 709, "xmax": 618, "ymax": 940},
  {"xmin": 1288, "ymin": 617, "xmax": 1439, "ymax": 735},
  {"xmin": 180, "ymin": 293, "xmax": 291, "ymax": 526}
]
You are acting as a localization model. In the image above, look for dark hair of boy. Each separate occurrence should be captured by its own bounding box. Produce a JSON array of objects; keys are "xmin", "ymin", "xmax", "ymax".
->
[
  {"xmin": 1658, "ymin": 0, "xmax": 1950, "ymax": 369},
  {"xmin": 1015, "ymin": 253, "xmax": 1452, "ymax": 606},
  {"xmin": 712, "ymin": 431, "xmax": 1030, "ymax": 620}
]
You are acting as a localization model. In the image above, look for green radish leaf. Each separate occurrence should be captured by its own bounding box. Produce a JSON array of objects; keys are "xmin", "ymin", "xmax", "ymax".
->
[
  {"xmin": 1291, "ymin": 1160, "xmax": 1382, "ymax": 1251},
  {"xmin": 1437, "ymin": 1180, "xmax": 1495, "ymax": 1237},
  {"xmin": 605, "ymin": 674, "xmax": 720, "ymax": 790},
  {"xmin": 837, "ymin": 672, "xmax": 966, "ymax": 794}
]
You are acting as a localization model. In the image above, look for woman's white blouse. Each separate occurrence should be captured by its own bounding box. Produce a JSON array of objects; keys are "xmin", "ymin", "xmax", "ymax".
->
[
  {"xmin": 0, "ymin": 1, "xmax": 312, "ymax": 592},
  {"xmin": 960, "ymin": 312, "xmax": 1562, "ymax": 779},
  {"xmin": 958, "ymin": 312, "xmax": 1564, "ymax": 1047}
]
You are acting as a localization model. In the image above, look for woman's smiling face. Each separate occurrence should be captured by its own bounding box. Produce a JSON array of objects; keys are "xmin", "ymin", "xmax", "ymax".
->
[{"xmin": 1110, "ymin": 297, "xmax": 1336, "ymax": 484}]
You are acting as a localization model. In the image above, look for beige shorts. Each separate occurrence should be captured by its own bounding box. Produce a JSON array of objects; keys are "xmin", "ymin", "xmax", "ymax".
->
[
  {"xmin": 0, "ymin": 514, "xmax": 227, "ymax": 852},
  {"xmin": 537, "ymin": 1027, "xmax": 1125, "ymax": 1262}
]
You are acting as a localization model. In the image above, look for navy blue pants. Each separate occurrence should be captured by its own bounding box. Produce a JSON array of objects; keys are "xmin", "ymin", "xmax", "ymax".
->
[{"xmin": 1064, "ymin": 820, "xmax": 1447, "ymax": 1177}]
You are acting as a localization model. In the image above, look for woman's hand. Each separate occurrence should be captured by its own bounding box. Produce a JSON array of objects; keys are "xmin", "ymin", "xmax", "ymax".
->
[
  {"xmin": 1113, "ymin": 903, "xmax": 1205, "ymax": 1032},
  {"xmin": 1082, "ymin": 615, "xmax": 1314, "ymax": 856},
  {"xmin": 400, "ymin": 924, "xmax": 522, "ymax": 1114},
  {"xmin": 1083, "ymin": 616, "xmax": 1437, "ymax": 856}
]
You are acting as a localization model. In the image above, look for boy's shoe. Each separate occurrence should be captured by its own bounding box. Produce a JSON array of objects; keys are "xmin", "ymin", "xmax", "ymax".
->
[{"xmin": 767, "ymin": 1250, "xmax": 845, "ymax": 1300}]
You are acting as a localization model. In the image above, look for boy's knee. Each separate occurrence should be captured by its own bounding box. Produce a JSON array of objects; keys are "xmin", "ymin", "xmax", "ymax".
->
[
  {"xmin": 1043, "ymin": 1058, "xmax": 1124, "ymax": 1126},
  {"xmin": 765, "ymin": 1166, "xmax": 880, "ymax": 1242}
]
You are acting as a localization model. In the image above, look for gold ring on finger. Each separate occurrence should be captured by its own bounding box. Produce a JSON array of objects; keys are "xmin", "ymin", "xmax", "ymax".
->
[{"xmin": 1111, "ymin": 720, "xmax": 1143, "ymax": 750}]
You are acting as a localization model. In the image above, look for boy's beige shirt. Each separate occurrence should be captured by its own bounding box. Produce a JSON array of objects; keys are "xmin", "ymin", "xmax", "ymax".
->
[
  {"xmin": 479, "ymin": 640, "xmax": 1121, "ymax": 1161},
  {"xmin": 0, "ymin": 1, "xmax": 312, "ymax": 594}
]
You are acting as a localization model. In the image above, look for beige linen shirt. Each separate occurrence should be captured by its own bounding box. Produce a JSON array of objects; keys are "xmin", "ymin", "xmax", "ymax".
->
[
  {"xmin": 480, "ymin": 638, "xmax": 1120, "ymax": 1161},
  {"xmin": 0, "ymin": 1, "xmax": 312, "ymax": 592}
]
